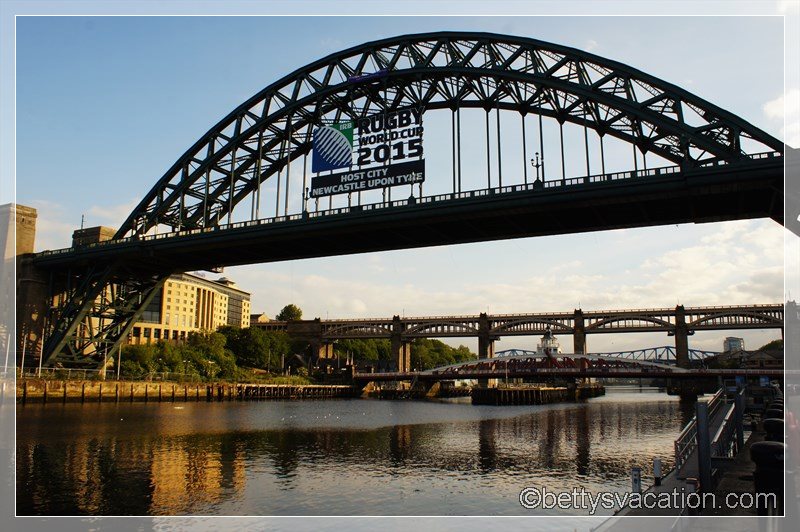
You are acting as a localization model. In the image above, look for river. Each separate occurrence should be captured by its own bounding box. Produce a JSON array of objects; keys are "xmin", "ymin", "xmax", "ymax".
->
[{"xmin": 15, "ymin": 388, "xmax": 694, "ymax": 516}]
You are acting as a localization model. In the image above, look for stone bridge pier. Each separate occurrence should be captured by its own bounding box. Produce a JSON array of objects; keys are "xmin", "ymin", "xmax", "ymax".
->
[
  {"xmin": 392, "ymin": 315, "xmax": 411, "ymax": 373},
  {"xmin": 285, "ymin": 319, "xmax": 333, "ymax": 366},
  {"xmin": 573, "ymin": 309, "xmax": 586, "ymax": 355},
  {"xmin": 477, "ymin": 312, "xmax": 498, "ymax": 387},
  {"xmin": 669, "ymin": 305, "xmax": 698, "ymax": 399}
]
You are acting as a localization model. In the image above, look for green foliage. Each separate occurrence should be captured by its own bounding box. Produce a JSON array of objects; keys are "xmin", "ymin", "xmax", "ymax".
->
[
  {"xmin": 759, "ymin": 339, "xmax": 783, "ymax": 351},
  {"xmin": 264, "ymin": 375, "xmax": 313, "ymax": 385},
  {"xmin": 119, "ymin": 331, "xmax": 238, "ymax": 381},
  {"xmin": 330, "ymin": 337, "xmax": 475, "ymax": 369},
  {"xmin": 334, "ymin": 338, "xmax": 391, "ymax": 362},
  {"xmin": 276, "ymin": 304, "xmax": 303, "ymax": 321},
  {"xmin": 411, "ymin": 338, "xmax": 476, "ymax": 371},
  {"xmin": 218, "ymin": 326, "xmax": 290, "ymax": 371}
]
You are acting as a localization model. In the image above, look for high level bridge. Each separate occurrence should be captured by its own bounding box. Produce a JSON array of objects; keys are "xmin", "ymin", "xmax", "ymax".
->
[
  {"xmin": 253, "ymin": 304, "xmax": 783, "ymax": 372},
  {"xmin": 19, "ymin": 32, "xmax": 785, "ymax": 368}
]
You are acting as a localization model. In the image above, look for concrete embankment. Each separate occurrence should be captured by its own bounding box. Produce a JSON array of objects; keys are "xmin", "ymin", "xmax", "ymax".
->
[{"xmin": 16, "ymin": 378, "xmax": 359, "ymax": 404}]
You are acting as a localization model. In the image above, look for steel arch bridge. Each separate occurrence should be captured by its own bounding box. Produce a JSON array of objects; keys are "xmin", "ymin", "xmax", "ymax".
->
[
  {"xmin": 110, "ymin": 31, "xmax": 782, "ymax": 238},
  {"xmin": 30, "ymin": 31, "xmax": 785, "ymax": 367}
]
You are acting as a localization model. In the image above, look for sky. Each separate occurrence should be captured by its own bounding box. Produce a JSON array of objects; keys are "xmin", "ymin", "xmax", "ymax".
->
[{"xmin": 11, "ymin": 13, "xmax": 798, "ymax": 354}]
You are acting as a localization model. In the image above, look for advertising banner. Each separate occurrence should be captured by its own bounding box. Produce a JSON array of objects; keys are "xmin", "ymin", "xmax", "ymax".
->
[
  {"xmin": 310, "ymin": 159, "xmax": 424, "ymax": 198},
  {"xmin": 310, "ymin": 107, "xmax": 424, "ymax": 197}
]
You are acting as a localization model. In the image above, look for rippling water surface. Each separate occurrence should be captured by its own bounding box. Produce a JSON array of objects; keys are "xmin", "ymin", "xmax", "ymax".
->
[{"xmin": 16, "ymin": 389, "xmax": 694, "ymax": 516}]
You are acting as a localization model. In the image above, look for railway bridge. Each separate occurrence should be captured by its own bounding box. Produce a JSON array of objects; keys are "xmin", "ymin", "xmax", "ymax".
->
[{"xmin": 253, "ymin": 304, "xmax": 783, "ymax": 372}]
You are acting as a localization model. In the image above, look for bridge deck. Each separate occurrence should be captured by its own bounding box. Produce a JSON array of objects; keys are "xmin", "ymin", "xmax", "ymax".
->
[{"xmin": 33, "ymin": 156, "xmax": 783, "ymax": 272}]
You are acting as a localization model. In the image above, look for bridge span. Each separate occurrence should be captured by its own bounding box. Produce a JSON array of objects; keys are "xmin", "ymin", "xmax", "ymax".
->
[
  {"xmin": 253, "ymin": 303, "xmax": 782, "ymax": 372},
  {"xmin": 354, "ymin": 353, "xmax": 783, "ymax": 384}
]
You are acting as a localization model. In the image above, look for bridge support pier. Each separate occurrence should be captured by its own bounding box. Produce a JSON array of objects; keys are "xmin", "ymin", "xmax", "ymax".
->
[
  {"xmin": 672, "ymin": 305, "xmax": 696, "ymax": 400},
  {"xmin": 573, "ymin": 309, "xmax": 586, "ymax": 355},
  {"xmin": 578, "ymin": 357, "xmax": 589, "ymax": 384},
  {"xmin": 317, "ymin": 343, "xmax": 334, "ymax": 359},
  {"xmin": 478, "ymin": 313, "xmax": 496, "ymax": 387},
  {"xmin": 673, "ymin": 305, "xmax": 691, "ymax": 369},
  {"xmin": 391, "ymin": 315, "xmax": 411, "ymax": 373}
]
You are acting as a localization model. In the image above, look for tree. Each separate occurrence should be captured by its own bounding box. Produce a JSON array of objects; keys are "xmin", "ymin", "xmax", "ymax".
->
[
  {"xmin": 219, "ymin": 326, "xmax": 290, "ymax": 372},
  {"xmin": 276, "ymin": 304, "xmax": 303, "ymax": 321},
  {"xmin": 332, "ymin": 338, "xmax": 392, "ymax": 363},
  {"xmin": 759, "ymin": 339, "xmax": 783, "ymax": 351},
  {"xmin": 410, "ymin": 338, "xmax": 476, "ymax": 370}
]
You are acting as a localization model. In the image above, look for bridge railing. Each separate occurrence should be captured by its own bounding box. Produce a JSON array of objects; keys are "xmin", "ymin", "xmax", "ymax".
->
[
  {"xmin": 673, "ymin": 388, "xmax": 725, "ymax": 470},
  {"xmin": 35, "ymin": 151, "xmax": 781, "ymax": 257},
  {"xmin": 711, "ymin": 389, "xmax": 746, "ymax": 458}
]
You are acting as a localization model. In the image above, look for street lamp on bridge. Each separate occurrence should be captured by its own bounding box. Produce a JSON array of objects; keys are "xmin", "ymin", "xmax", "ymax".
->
[{"xmin": 530, "ymin": 152, "xmax": 542, "ymax": 182}]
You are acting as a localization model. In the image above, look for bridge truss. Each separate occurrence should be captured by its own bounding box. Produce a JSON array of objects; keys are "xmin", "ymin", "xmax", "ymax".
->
[
  {"xmin": 256, "ymin": 304, "xmax": 783, "ymax": 341},
  {"xmin": 494, "ymin": 346, "xmax": 721, "ymax": 364}
]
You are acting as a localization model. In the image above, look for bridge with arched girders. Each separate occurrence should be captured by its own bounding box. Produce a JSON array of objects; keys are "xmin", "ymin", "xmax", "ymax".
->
[
  {"xmin": 252, "ymin": 304, "xmax": 782, "ymax": 372},
  {"xmin": 21, "ymin": 32, "xmax": 785, "ymax": 368}
]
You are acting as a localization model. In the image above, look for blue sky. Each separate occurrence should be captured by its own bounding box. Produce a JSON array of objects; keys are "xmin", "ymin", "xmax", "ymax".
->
[{"xmin": 11, "ymin": 14, "xmax": 795, "ymax": 353}]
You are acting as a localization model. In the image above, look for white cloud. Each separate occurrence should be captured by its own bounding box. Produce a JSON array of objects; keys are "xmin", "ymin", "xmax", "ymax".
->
[
  {"xmin": 86, "ymin": 199, "xmax": 139, "ymax": 228},
  {"xmin": 24, "ymin": 199, "xmax": 139, "ymax": 251},
  {"xmin": 585, "ymin": 39, "xmax": 598, "ymax": 52},
  {"xmin": 32, "ymin": 215, "xmax": 75, "ymax": 252},
  {"xmin": 763, "ymin": 88, "xmax": 800, "ymax": 147}
]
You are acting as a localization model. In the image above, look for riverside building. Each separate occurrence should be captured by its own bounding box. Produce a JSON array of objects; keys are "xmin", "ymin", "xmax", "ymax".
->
[{"xmin": 129, "ymin": 273, "xmax": 251, "ymax": 345}]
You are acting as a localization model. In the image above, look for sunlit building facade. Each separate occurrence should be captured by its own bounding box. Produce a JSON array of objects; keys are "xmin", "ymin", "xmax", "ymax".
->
[{"xmin": 129, "ymin": 273, "xmax": 251, "ymax": 345}]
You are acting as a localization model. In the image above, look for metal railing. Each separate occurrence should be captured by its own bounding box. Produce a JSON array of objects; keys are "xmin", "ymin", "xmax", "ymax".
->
[
  {"xmin": 711, "ymin": 389, "xmax": 745, "ymax": 458},
  {"xmin": 673, "ymin": 388, "xmax": 724, "ymax": 470}
]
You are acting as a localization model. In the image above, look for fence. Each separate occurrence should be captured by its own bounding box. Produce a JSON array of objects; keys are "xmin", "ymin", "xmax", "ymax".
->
[{"xmin": 673, "ymin": 388, "xmax": 724, "ymax": 470}]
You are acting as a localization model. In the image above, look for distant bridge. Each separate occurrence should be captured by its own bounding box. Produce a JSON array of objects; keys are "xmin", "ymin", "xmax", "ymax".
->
[
  {"xmin": 494, "ymin": 346, "xmax": 722, "ymax": 363},
  {"xmin": 254, "ymin": 304, "xmax": 782, "ymax": 372},
  {"xmin": 353, "ymin": 351, "xmax": 782, "ymax": 383}
]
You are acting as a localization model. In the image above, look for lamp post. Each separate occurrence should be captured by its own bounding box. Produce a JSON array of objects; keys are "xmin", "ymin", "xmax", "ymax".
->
[{"xmin": 530, "ymin": 152, "xmax": 542, "ymax": 182}]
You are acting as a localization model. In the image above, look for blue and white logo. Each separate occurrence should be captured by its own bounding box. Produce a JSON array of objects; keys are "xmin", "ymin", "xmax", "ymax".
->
[{"xmin": 312, "ymin": 123, "xmax": 353, "ymax": 173}]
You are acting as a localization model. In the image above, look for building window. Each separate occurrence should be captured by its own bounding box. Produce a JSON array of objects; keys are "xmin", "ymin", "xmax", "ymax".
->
[
  {"xmin": 140, "ymin": 289, "xmax": 162, "ymax": 323},
  {"xmin": 132, "ymin": 327, "xmax": 141, "ymax": 337}
]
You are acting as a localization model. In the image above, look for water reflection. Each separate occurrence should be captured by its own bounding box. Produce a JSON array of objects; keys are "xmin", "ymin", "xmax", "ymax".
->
[{"xmin": 16, "ymin": 392, "xmax": 688, "ymax": 516}]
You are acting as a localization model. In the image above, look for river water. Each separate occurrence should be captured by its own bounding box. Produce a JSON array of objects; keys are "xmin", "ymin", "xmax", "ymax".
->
[{"xmin": 16, "ymin": 388, "xmax": 693, "ymax": 516}]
